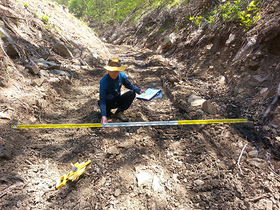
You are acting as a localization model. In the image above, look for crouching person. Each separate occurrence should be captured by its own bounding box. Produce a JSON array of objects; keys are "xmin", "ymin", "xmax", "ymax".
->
[{"xmin": 99, "ymin": 58, "xmax": 145, "ymax": 123}]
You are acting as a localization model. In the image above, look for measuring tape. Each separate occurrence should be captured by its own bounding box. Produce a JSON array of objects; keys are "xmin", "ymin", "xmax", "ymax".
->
[{"xmin": 11, "ymin": 118, "xmax": 248, "ymax": 129}]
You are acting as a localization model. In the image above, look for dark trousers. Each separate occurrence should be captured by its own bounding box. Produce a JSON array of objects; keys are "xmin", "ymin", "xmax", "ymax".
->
[{"xmin": 100, "ymin": 90, "xmax": 136, "ymax": 115}]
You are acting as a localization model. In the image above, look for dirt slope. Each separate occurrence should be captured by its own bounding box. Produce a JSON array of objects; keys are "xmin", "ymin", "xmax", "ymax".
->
[
  {"xmin": 103, "ymin": 0, "xmax": 280, "ymax": 159},
  {"xmin": 1, "ymin": 0, "xmax": 280, "ymax": 210}
]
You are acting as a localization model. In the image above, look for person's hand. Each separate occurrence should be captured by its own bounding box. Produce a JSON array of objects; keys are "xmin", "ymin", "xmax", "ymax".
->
[
  {"xmin": 101, "ymin": 116, "xmax": 108, "ymax": 124},
  {"xmin": 139, "ymin": 90, "xmax": 146, "ymax": 94}
]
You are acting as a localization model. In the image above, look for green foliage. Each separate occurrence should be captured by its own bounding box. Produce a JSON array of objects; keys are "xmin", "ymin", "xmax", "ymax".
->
[
  {"xmin": 169, "ymin": 0, "xmax": 180, "ymax": 7},
  {"xmin": 3, "ymin": 70, "xmax": 10, "ymax": 81},
  {"xmin": 41, "ymin": 14, "xmax": 49, "ymax": 24},
  {"xmin": 239, "ymin": 1, "xmax": 261, "ymax": 29},
  {"xmin": 184, "ymin": 15, "xmax": 190, "ymax": 22},
  {"xmin": 33, "ymin": 10, "xmax": 38, "ymax": 18},
  {"xmin": 23, "ymin": 1, "xmax": 28, "ymax": 8},
  {"xmin": 189, "ymin": 16, "xmax": 205, "ymax": 26},
  {"xmin": 218, "ymin": 0, "xmax": 242, "ymax": 21},
  {"xmin": 146, "ymin": 26, "xmax": 152, "ymax": 31},
  {"xmin": 55, "ymin": 0, "xmax": 69, "ymax": 4},
  {"xmin": 67, "ymin": 0, "xmax": 88, "ymax": 18},
  {"xmin": 54, "ymin": 0, "xmax": 261, "ymax": 30},
  {"xmin": 189, "ymin": 0, "xmax": 262, "ymax": 30},
  {"xmin": 56, "ymin": 0, "xmax": 182, "ymax": 24},
  {"xmin": 44, "ymin": 25, "xmax": 52, "ymax": 29}
]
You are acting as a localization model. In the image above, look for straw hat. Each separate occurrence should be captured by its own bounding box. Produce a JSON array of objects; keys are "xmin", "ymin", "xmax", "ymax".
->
[{"xmin": 104, "ymin": 58, "xmax": 126, "ymax": 72}]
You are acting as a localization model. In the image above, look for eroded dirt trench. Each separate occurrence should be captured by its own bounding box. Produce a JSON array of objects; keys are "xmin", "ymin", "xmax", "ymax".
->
[{"xmin": 1, "ymin": 43, "xmax": 280, "ymax": 210}]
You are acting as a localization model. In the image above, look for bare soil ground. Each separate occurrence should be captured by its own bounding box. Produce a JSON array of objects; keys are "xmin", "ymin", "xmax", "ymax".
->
[{"xmin": 1, "ymin": 0, "xmax": 280, "ymax": 210}]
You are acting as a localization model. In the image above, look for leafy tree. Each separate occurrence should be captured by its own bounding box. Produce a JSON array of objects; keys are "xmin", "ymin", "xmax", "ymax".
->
[
  {"xmin": 55, "ymin": 0, "xmax": 69, "ymax": 5},
  {"xmin": 53, "ymin": 0, "xmax": 187, "ymax": 24}
]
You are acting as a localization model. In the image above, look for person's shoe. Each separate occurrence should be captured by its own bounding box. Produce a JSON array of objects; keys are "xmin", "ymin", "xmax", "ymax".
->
[{"xmin": 114, "ymin": 111, "xmax": 129, "ymax": 122}]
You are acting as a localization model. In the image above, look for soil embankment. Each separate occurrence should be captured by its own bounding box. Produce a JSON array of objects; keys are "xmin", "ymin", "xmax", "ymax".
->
[{"xmin": 1, "ymin": 0, "xmax": 280, "ymax": 209}]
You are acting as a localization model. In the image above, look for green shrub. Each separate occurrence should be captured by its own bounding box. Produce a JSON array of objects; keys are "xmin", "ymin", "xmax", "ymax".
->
[
  {"xmin": 189, "ymin": 16, "xmax": 205, "ymax": 26},
  {"xmin": 239, "ymin": 1, "xmax": 261, "ymax": 29},
  {"xmin": 41, "ymin": 14, "xmax": 49, "ymax": 24},
  {"xmin": 189, "ymin": 0, "xmax": 262, "ymax": 30}
]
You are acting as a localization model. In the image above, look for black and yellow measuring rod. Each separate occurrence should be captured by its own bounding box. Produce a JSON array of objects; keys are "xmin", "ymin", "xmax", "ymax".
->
[{"xmin": 11, "ymin": 118, "xmax": 248, "ymax": 129}]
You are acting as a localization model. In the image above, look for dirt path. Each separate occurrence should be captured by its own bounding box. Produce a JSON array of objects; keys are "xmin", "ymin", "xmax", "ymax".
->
[
  {"xmin": 0, "ymin": 0, "xmax": 280, "ymax": 208},
  {"xmin": 1, "ymin": 43, "xmax": 280, "ymax": 210}
]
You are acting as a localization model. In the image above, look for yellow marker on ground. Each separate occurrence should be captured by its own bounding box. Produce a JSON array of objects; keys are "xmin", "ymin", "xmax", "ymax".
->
[{"xmin": 56, "ymin": 159, "xmax": 93, "ymax": 189}]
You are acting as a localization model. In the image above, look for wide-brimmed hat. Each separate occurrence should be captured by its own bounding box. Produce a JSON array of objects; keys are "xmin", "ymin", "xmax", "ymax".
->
[{"xmin": 104, "ymin": 58, "xmax": 126, "ymax": 72}]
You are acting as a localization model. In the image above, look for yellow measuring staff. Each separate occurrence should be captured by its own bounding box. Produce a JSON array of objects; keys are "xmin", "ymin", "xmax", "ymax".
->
[
  {"xmin": 12, "ymin": 118, "xmax": 248, "ymax": 129},
  {"xmin": 178, "ymin": 118, "xmax": 247, "ymax": 125},
  {"xmin": 11, "ymin": 123, "xmax": 102, "ymax": 129}
]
